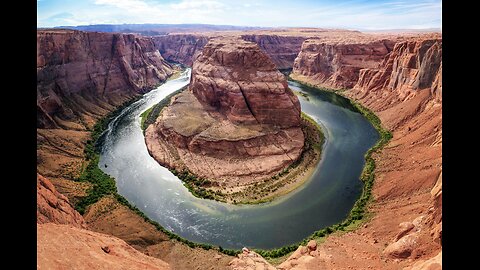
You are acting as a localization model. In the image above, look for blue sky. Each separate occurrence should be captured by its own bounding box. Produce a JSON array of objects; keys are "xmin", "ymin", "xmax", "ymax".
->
[{"xmin": 37, "ymin": 0, "xmax": 442, "ymax": 30}]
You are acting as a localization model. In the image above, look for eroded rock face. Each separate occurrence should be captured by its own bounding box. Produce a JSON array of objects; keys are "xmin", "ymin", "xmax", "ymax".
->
[
  {"xmin": 37, "ymin": 29, "xmax": 173, "ymax": 130},
  {"xmin": 37, "ymin": 223, "xmax": 170, "ymax": 270},
  {"xmin": 274, "ymin": 35, "xmax": 442, "ymax": 270},
  {"xmin": 153, "ymin": 34, "xmax": 209, "ymax": 66},
  {"xmin": 291, "ymin": 39, "xmax": 396, "ymax": 89},
  {"xmin": 241, "ymin": 35, "xmax": 306, "ymax": 69},
  {"xmin": 37, "ymin": 173, "xmax": 87, "ymax": 228},
  {"xmin": 146, "ymin": 37, "xmax": 304, "ymax": 184},
  {"xmin": 190, "ymin": 37, "xmax": 302, "ymax": 128},
  {"xmin": 354, "ymin": 39, "xmax": 442, "ymax": 102}
]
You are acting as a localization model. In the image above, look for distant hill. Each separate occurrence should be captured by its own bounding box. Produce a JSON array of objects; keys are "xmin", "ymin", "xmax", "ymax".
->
[{"xmin": 52, "ymin": 23, "xmax": 268, "ymax": 36}]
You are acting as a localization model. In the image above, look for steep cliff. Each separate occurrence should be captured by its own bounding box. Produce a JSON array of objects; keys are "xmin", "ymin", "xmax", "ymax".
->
[
  {"xmin": 37, "ymin": 29, "xmax": 173, "ymax": 182},
  {"xmin": 145, "ymin": 37, "xmax": 304, "ymax": 188},
  {"xmin": 153, "ymin": 34, "xmax": 209, "ymax": 66},
  {"xmin": 37, "ymin": 29, "xmax": 173, "ymax": 130},
  {"xmin": 241, "ymin": 35, "xmax": 306, "ymax": 69},
  {"xmin": 153, "ymin": 34, "xmax": 305, "ymax": 69},
  {"xmin": 37, "ymin": 173, "xmax": 87, "ymax": 228},
  {"xmin": 291, "ymin": 38, "xmax": 397, "ymax": 89},
  {"xmin": 353, "ymin": 38, "xmax": 442, "ymax": 106},
  {"xmin": 278, "ymin": 37, "xmax": 442, "ymax": 269}
]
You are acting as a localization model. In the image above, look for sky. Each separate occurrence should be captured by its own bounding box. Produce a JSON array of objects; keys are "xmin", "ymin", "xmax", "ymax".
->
[{"xmin": 37, "ymin": 0, "xmax": 442, "ymax": 30}]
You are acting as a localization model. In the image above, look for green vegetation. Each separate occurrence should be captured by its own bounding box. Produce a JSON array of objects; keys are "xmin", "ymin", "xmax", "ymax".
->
[
  {"xmin": 171, "ymin": 169, "xmax": 221, "ymax": 201},
  {"xmin": 140, "ymin": 107, "xmax": 153, "ymax": 130},
  {"xmin": 249, "ymin": 83, "xmax": 393, "ymax": 259},
  {"xmin": 73, "ymin": 76, "xmax": 391, "ymax": 260},
  {"xmin": 140, "ymin": 86, "xmax": 188, "ymax": 132},
  {"xmin": 73, "ymin": 93, "xmax": 240, "ymax": 257},
  {"xmin": 75, "ymin": 97, "xmax": 141, "ymax": 214}
]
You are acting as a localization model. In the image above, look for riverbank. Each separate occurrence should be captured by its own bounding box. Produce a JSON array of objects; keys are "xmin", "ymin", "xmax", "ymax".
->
[
  {"xmin": 213, "ymin": 113, "xmax": 324, "ymax": 204},
  {"xmin": 250, "ymin": 78, "xmax": 392, "ymax": 261},
  {"xmin": 72, "ymin": 81, "xmax": 242, "ymax": 259},
  {"xmin": 78, "ymin": 72, "xmax": 388, "ymax": 256}
]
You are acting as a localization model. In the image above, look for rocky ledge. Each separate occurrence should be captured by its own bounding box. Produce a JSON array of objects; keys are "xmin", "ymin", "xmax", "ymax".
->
[{"xmin": 145, "ymin": 37, "xmax": 316, "ymax": 202}]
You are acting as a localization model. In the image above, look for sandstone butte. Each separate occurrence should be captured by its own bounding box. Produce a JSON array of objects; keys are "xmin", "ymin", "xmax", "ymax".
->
[
  {"xmin": 145, "ymin": 37, "xmax": 305, "ymax": 189},
  {"xmin": 37, "ymin": 28, "xmax": 442, "ymax": 270}
]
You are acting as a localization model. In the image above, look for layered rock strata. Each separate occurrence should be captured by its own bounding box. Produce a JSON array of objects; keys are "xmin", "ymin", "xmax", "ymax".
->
[
  {"xmin": 154, "ymin": 34, "xmax": 306, "ymax": 69},
  {"xmin": 291, "ymin": 38, "xmax": 397, "ymax": 89},
  {"xmin": 275, "ymin": 37, "xmax": 442, "ymax": 269},
  {"xmin": 37, "ymin": 29, "xmax": 173, "ymax": 183},
  {"xmin": 353, "ymin": 38, "xmax": 443, "ymax": 104},
  {"xmin": 241, "ymin": 35, "xmax": 306, "ymax": 69},
  {"xmin": 153, "ymin": 34, "xmax": 209, "ymax": 66},
  {"xmin": 37, "ymin": 29, "xmax": 173, "ymax": 130},
  {"xmin": 145, "ymin": 37, "xmax": 304, "ymax": 186}
]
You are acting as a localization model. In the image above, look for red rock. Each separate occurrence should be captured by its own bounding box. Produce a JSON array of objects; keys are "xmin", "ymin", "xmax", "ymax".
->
[
  {"xmin": 37, "ymin": 29, "xmax": 173, "ymax": 129},
  {"xmin": 145, "ymin": 37, "xmax": 304, "ymax": 184},
  {"xmin": 241, "ymin": 35, "xmax": 306, "ymax": 69},
  {"xmin": 292, "ymin": 38, "xmax": 397, "ymax": 89},
  {"xmin": 37, "ymin": 223, "xmax": 170, "ymax": 270},
  {"xmin": 384, "ymin": 234, "xmax": 418, "ymax": 259},
  {"xmin": 153, "ymin": 34, "xmax": 208, "ymax": 66},
  {"xmin": 37, "ymin": 173, "xmax": 87, "ymax": 228},
  {"xmin": 307, "ymin": 240, "xmax": 317, "ymax": 251},
  {"xmin": 354, "ymin": 38, "xmax": 442, "ymax": 103},
  {"xmin": 191, "ymin": 37, "xmax": 301, "ymax": 128}
]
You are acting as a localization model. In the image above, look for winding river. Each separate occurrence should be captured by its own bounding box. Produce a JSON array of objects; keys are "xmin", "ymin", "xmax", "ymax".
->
[{"xmin": 98, "ymin": 69, "xmax": 379, "ymax": 249}]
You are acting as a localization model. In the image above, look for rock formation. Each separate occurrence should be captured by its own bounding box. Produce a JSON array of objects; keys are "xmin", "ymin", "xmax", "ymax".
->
[
  {"xmin": 37, "ymin": 173, "xmax": 87, "ymax": 228},
  {"xmin": 354, "ymin": 38, "xmax": 442, "ymax": 104},
  {"xmin": 153, "ymin": 34, "xmax": 209, "ymax": 66},
  {"xmin": 154, "ymin": 33, "xmax": 305, "ymax": 69},
  {"xmin": 37, "ymin": 173, "xmax": 171, "ymax": 269},
  {"xmin": 37, "ymin": 29, "xmax": 174, "ymax": 183},
  {"xmin": 38, "ymin": 223, "xmax": 170, "ymax": 270},
  {"xmin": 145, "ymin": 37, "xmax": 304, "ymax": 185},
  {"xmin": 291, "ymin": 38, "xmax": 397, "ymax": 89},
  {"xmin": 241, "ymin": 35, "xmax": 306, "ymax": 69},
  {"xmin": 37, "ymin": 29, "xmax": 173, "ymax": 130},
  {"xmin": 281, "ymin": 36, "xmax": 442, "ymax": 269}
]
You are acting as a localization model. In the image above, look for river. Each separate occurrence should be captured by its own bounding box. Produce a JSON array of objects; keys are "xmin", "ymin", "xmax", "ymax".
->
[{"xmin": 98, "ymin": 68, "xmax": 379, "ymax": 249}]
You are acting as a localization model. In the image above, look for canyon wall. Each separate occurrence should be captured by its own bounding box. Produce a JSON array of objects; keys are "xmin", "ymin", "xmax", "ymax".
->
[
  {"xmin": 291, "ymin": 38, "xmax": 397, "ymax": 89},
  {"xmin": 153, "ymin": 34, "xmax": 209, "ymax": 66},
  {"xmin": 241, "ymin": 35, "xmax": 306, "ymax": 69},
  {"xmin": 353, "ymin": 38, "xmax": 443, "ymax": 106},
  {"xmin": 272, "ymin": 37, "xmax": 442, "ymax": 270},
  {"xmin": 153, "ymin": 34, "xmax": 305, "ymax": 69},
  {"xmin": 37, "ymin": 29, "xmax": 173, "ymax": 182},
  {"xmin": 145, "ymin": 37, "xmax": 304, "ymax": 185},
  {"xmin": 37, "ymin": 29, "xmax": 173, "ymax": 130}
]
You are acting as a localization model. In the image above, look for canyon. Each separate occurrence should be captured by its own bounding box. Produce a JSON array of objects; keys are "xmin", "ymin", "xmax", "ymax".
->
[
  {"xmin": 145, "ymin": 37, "xmax": 319, "ymax": 203},
  {"xmin": 37, "ymin": 27, "xmax": 442, "ymax": 270}
]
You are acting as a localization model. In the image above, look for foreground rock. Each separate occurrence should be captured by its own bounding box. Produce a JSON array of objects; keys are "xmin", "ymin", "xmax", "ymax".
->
[
  {"xmin": 37, "ymin": 173, "xmax": 87, "ymax": 228},
  {"xmin": 146, "ymin": 37, "xmax": 305, "ymax": 197},
  {"xmin": 228, "ymin": 248, "xmax": 277, "ymax": 270}
]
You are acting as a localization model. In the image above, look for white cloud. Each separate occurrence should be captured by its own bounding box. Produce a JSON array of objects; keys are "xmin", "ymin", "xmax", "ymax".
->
[
  {"xmin": 171, "ymin": 0, "xmax": 225, "ymax": 10},
  {"xmin": 37, "ymin": 0, "xmax": 441, "ymax": 30}
]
